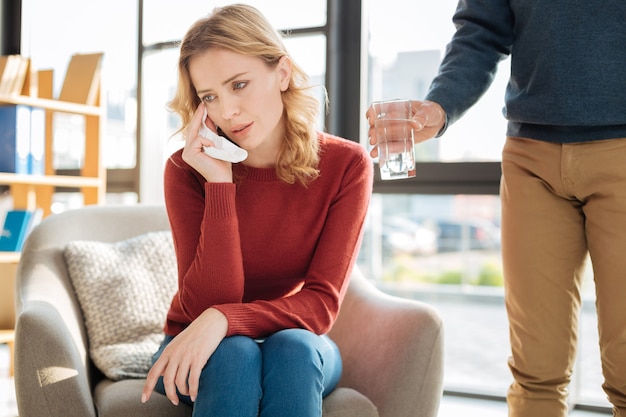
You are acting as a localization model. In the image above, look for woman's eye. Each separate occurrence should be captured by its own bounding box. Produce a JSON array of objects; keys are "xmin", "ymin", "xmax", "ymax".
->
[
  {"xmin": 202, "ymin": 94, "xmax": 216, "ymax": 103},
  {"xmin": 233, "ymin": 81, "xmax": 247, "ymax": 90}
]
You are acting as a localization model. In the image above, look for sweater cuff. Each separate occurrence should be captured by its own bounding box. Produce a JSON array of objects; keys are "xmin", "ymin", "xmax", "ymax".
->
[
  {"xmin": 205, "ymin": 182, "xmax": 237, "ymax": 218},
  {"xmin": 213, "ymin": 303, "xmax": 258, "ymax": 337},
  {"xmin": 435, "ymin": 112, "xmax": 449, "ymax": 138}
]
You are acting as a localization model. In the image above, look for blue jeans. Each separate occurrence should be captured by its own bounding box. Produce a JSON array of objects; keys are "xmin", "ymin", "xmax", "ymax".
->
[{"xmin": 151, "ymin": 328, "xmax": 342, "ymax": 417}]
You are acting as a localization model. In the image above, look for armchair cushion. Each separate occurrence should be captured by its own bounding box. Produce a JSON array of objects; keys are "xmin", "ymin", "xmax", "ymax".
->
[{"xmin": 63, "ymin": 230, "xmax": 177, "ymax": 380}]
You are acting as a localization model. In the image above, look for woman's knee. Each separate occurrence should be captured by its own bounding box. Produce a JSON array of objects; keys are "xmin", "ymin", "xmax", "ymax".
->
[
  {"xmin": 197, "ymin": 336, "xmax": 263, "ymax": 403},
  {"xmin": 260, "ymin": 329, "xmax": 342, "ymax": 403},
  {"xmin": 262, "ymin": 329, "xmax": 323, "ymax": 364},
  {"xmin": 207, "ymin": 335, "xmax": 262, "ymax": 374}
]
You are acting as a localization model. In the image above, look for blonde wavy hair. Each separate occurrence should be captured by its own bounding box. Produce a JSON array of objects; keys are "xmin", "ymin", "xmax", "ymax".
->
[{"xmin": 169, "ymin": 3, "xmax": 323, "ymax": 185}]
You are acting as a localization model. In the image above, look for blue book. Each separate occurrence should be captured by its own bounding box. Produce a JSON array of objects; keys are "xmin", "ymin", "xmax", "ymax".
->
[
  {"xmin": 0, "ymin": 210, "xmax": 34, "ymax": 251},
  {"xmin": 0, "ymin": 104, "xmax": 31, "ymax": 174},
  {"xmin": 28, "ymin": 107, "xmax": 46, "ymax": 175}
]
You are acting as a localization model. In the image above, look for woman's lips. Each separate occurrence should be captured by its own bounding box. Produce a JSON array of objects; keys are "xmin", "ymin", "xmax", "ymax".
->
[{"xmin": 228, "ymin": 122, "xmax": 253, "ymax": 139}]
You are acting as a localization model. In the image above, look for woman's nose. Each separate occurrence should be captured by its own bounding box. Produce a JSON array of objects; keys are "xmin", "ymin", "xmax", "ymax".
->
[{"xmin": 220, "ymin": 96, "xmax": 240, "ymax": 120}]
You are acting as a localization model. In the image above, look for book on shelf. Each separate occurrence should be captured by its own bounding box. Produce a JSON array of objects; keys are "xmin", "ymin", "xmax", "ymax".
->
[
  {"xmin": 0, "ymin": 55, "xmax": 30, "ymax": 96},
  {"xmin": 0, "ymin": 208, "xmax": 42, "ymax": 252},
  {"xmin": 28, "ymin": 107, "xmax": 45, "ymax": 175},
  {"xmin": 0, "ymin": 56, "xmax": 8, "ymax": 93},
  {"xmin": 0, "ymin": 104, "xmax": 46, "ymax": 175},
  {"xmin": 0, "ymin": 104, "xmax": 30, "ymax": 174},
  {"xmin": 59, "ymin": 52, "xmax": 103, "ymax": 105}
]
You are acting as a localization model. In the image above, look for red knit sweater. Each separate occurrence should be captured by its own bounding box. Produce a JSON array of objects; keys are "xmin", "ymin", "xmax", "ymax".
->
[{"xmin": 162, "ymin": 132, "xmax": 373, "ymax": 338}]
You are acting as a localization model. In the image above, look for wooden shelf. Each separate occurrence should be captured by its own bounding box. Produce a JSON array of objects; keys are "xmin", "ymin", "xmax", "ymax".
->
[
  {"xmin": 0, "ymin": 172, "xmax": 103, "ymax": 188},
  {"xmin": 0, "ymin": 329, "xmax": 15, "ymax": 376},
  {"xmin": 0, "ymin": 251, "xmax": 20, "ymax": 263},
  {"xmin": 0, "ymin": 253, "xmax": 18, "ymax": 378},
  {"xmin": 0, "ymin": 93, "xmax": 102, "ymax": 116}
]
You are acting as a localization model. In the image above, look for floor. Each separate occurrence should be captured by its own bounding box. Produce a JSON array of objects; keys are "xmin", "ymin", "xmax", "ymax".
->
[
  {"xmin": 0, "ymin": 344, "xmax": 16, "ymax": 417},
  {"xmin": 438, "ymin": 394, "xmax": 610, "ymax": 416},
  {"xmin": 0, "ymin": 344, "xmax": 611, "ymax": 417}
]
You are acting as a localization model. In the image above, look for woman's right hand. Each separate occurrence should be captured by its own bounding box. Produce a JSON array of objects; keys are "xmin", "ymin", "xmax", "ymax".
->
[
  {"xmin": 142, "ymin": 308, "xmax": 228, "ymax": 405},
  {"xmin": 181, "ymin": 104, "xmax": 233, "ymax": 183}
]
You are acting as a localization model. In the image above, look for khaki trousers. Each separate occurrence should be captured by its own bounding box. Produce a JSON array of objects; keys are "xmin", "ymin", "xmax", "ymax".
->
[{"xmin": 501, "ymin": 136, "xmax": 626, "ymax": 417}]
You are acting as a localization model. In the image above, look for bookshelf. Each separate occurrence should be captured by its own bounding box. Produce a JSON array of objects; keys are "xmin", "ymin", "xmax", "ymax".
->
[
  {"xmin": 0, "ymin": 252, "xmax": 19, "ymax": 376},
  {"xmin": 0, "ymin": 52, "xmax": 105, "ymax": 217},
  {"xmin": 0, "ymin": 53, "xmax": 104, "ymax": 374}
]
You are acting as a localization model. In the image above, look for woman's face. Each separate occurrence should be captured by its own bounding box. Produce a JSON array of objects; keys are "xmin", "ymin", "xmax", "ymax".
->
[{"xmin": 188, "ymin": 48, "xmax": 291, "ymax": 164}]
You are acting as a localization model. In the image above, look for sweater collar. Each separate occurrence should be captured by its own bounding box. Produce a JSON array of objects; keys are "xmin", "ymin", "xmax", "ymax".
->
[{"xmin": 234, "ymin": 164, "xmax": 279, "ymax": 182}]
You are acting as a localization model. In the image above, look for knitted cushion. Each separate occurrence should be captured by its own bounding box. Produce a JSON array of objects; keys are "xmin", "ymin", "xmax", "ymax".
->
[{"xmin": 64, "ymin": 231, "xmax": 177, "ymax": 380}]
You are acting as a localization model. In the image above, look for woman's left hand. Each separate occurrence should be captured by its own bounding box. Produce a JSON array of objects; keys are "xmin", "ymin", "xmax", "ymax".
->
[{"xmin": 141, "ymin": 308, "xmax": 228, "ymax": 405}]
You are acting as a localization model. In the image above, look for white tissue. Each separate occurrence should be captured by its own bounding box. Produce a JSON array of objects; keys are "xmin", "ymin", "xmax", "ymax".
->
[{"xmin": 199, "ymin": 110, "xmax": 248, "ymax": 163}]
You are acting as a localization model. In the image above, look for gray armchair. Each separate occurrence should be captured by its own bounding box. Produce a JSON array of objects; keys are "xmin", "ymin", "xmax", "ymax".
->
[{"xmin": 14, "ymin": 204, "xmax": 443, "ymax": 417}]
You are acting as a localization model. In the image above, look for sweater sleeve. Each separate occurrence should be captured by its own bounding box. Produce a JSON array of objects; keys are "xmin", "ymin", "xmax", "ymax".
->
[
  {"xmin": 163, "ymin": 152, "xmax": 245, "ymax": 323},
  {"xmin": 215, "ymin": 141, "xmax": 374, "ymax": 338},
  {"xmin": 425, "ymin": 0, "xmax": 514, "ymax": 132}
]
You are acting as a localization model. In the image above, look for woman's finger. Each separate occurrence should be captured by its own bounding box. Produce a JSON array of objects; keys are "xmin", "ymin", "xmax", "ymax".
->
[
  {"xmin": 175, "ymin": 358, "xmax": 191, "ymax": 397},
  {"xmin": 187, "ymin": 362, "xmax": 203, "ymax": 403},
  {"xmin": 161, "ymin": 359, "xmax": 180, "ymax": 405},
  {"xmin": 185, "ymin": 104, "xmax": 206, "ymax": 146},
  {"xmin": 141, "ymin": 358, "xmax": 166, "ymax": 403}
]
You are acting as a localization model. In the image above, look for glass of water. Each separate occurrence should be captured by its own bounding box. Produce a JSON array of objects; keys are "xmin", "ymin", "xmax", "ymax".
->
[{"xmin": 372, "ymin": 99, "xmax": 416, "ymax": 180}]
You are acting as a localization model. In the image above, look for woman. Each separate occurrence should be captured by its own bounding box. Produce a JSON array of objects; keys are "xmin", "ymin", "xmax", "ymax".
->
[{"xmin": 141, "ymin": 4, "xmax": 373, "ymax": 417}]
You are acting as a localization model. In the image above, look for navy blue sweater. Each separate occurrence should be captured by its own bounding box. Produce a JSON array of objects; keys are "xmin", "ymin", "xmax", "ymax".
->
[{"xmin": 425, "ymin": 0, "xmax": 626, "ymax": 143}]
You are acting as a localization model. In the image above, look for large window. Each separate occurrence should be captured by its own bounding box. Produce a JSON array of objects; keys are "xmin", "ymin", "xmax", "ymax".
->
[{"xmin": 367, "ymin": 0, "xmax": 508, "ymax": 162}]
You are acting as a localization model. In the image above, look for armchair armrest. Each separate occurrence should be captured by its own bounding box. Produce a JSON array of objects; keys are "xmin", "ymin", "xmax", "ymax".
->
[
  {"xmin": 329, "ymin": 267, "xmax": 444, "ymax": 417},
  {"xmin": 15, "ymin": 300, "xmax": 97, "ymax": 417}
]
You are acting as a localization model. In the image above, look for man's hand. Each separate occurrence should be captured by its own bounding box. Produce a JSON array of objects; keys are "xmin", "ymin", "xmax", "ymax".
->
[{"xmin": 366, "ymin": 100, "xmax": 446, "ymax": 158}]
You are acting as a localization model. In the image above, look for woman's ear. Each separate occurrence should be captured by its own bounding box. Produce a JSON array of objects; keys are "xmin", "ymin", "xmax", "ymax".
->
[{"xmin": 277, "ymin": 55, "xmax": 292, "ymax": 92}]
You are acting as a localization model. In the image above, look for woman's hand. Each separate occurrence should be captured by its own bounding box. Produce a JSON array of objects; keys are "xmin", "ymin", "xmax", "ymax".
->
[
  {"xmin": 366, "ymin": 99, "xmax": 446, "ymax": 158},
  {"xmin": 141, "ymin": 308, "xmax": 228, "ymax": 405},
  {"xmin": 182, "ymin": 104, "xmax": 233, "ymax": 183}
]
